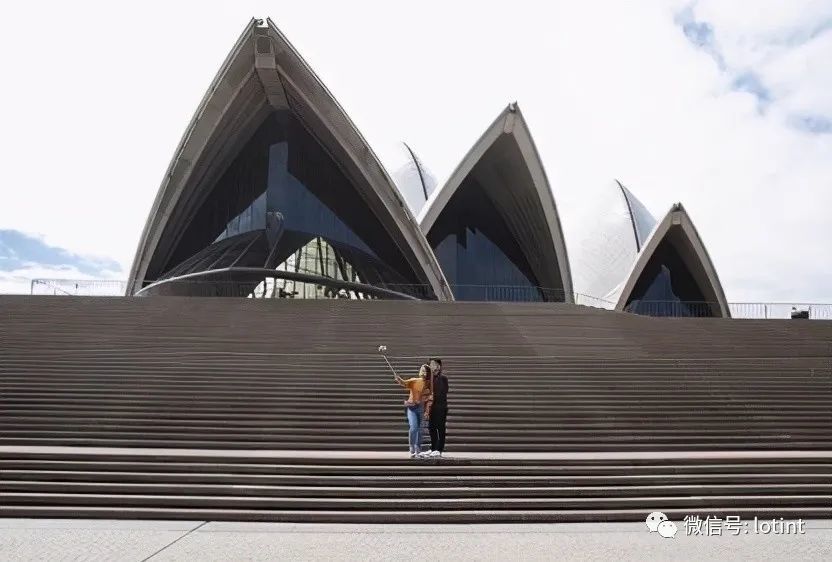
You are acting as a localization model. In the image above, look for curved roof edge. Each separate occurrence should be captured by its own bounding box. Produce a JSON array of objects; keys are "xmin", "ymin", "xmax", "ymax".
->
[
  {"xmin": 614, "ymin": 179, "xmax": 657, "ymax": 252},
  {"xmin": 389, "ymin": 141, "xmax": 437, "ymax": 215},
  {"xmin": 614, "ymin": 203, "xmax": 730, "ymax": 317},
  {"xmin": 418, "ymin": 102, "xmax": 574, "ymax": 302},
  {"xmin": 402, "ymin": 142, "xmax": 434, "ymax": 202},
  {"xmin": 127, "ymin": 19, "xmax": 453, "ymax": 300}
]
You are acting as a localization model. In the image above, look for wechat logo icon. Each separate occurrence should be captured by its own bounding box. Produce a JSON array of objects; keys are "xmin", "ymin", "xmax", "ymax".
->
[{"xmin": 646, "ymin": 512, "xmax": 678, "ymax": 539}]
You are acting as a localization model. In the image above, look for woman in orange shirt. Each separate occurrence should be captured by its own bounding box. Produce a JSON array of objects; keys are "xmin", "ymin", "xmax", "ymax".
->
[{"xmin": 394, "ymin": 364, "xmax": 431, "ymax": 458}]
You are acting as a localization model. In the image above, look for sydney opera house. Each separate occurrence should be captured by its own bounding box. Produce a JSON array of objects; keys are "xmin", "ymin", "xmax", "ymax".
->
[
  {"xmin": 128, "ymin": 18, "xmax": 728, "ymax": 317},
  {"xmin": 9, "ymin": 18, "xmax": 832, "ymax": 530}
]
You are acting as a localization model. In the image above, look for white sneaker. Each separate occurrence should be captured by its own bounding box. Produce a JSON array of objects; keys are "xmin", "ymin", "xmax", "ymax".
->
[
  {"xmin": 416, "ymin": 450, "xmax": 431, "ymax": 458},
  {"xmin": 430, "ymin": 450, "xmax": 442, "ymax": 457},
  {"xmin": 409, "ymin": 452, "xmax": 417, "ymax": 459}
]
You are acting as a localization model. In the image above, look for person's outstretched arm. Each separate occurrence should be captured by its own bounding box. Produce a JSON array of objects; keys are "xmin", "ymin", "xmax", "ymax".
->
[{"xmin": 395, "ymin": 376, "xmax": 417, "ymax": 388}]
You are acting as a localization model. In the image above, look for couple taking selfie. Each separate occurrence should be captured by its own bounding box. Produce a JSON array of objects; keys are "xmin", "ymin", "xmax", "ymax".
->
[{"xmin": 394, "ymin": 358, "xmax": 448, "ymax": 458}]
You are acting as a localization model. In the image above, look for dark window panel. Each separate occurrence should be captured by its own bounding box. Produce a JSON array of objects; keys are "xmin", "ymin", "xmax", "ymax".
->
[
  {"xmin": 625, "ymin": 238, "xmax": 714, "ymax": 317},
  {"xmin": 428, "ymin": 176, "xmax": 544, "ymax": 302},
  {"xmin": 158, "ymin": 111, "xmax": 421, "ymax": 298}
]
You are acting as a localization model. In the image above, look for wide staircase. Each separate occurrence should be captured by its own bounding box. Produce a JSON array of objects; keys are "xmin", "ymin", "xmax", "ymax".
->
[{"xmin": 1, "ymin": 296, "xmax": 831, "ymax": 522}]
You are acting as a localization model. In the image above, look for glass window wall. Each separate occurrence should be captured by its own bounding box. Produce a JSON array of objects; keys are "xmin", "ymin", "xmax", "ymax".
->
[
  {"xmin": 158, "ymin": 111, "xmax": 424, "ymax": 298},
  {"xmin": 427, "ymin": 176, "xmax": 544, "ymax": 301},
  {"xmin": 624, "ymin": 238, "xmax": 714, "ymax": 317}
]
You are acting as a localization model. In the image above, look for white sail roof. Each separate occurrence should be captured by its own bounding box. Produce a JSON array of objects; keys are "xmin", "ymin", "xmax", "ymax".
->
[
  {"xmin": 571, "ymin": 180, "xmax": 658, "ymax": 304},
  {"xmin": 386, "ymin": 142, "xmax": 438, "ymax": 216},
  {"xmin": 127, "ymin": 19, "xmax": 452, "ymax": 300},
  {"xmin": 419, "ymin": 103, "xmax": 573, "ymax": 301}
]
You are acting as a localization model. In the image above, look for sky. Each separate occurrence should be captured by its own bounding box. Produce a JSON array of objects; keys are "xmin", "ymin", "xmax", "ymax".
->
[{"xmin": 0, "ymin": 0, "xmax": 830, "ymax": 301}]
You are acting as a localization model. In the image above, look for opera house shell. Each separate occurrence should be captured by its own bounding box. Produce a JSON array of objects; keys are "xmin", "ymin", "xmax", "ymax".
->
[
  {"xmin": 128, "ymin": 18, "xmax": 727, "ymax": 316},
  {"xmin": 418, "ymin": 104, "xmax": 572, "ymax": 303},
  {"xmin": 573, "ymin": 181, "xmax": 729, "ymax": 317},
  {"xmin": 387, "ymin": 142, "xmax": 437, "ymax": 217},
  {"xmin": 128, "ymin": 18, "xmax": 453, "ymax": 301}
]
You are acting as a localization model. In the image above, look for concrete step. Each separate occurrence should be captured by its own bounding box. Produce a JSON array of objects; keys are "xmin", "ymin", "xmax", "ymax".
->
[
  {"xmin": 4, "ymin": 470, "xmax": 831, "ymax": 487},
  {"xmin": 3, "ymin": 418, "xmax": 829, "ymax": 432},
  {"xmin": 7, "ymin": 480, "xmax": 832, "ymax": 497},
  {"xmin": 4, "ymin": 439, "xmax": 831, "ymax": 453},
  {"xmin": 5, "ymin": 492, "xmax": 831, "ymax": 511},
  {"xmin": 4, "ymin": 506, "xmax": 829, "ymax": 523}
]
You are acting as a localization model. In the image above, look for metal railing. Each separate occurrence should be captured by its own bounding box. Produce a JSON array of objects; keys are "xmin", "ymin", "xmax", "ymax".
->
[
  {"xmin": 23, "ymin": 277, "xmax": 832, "ymax": 319},
  {"xmin": 730, "ymin": 302, "xmax": 832, "ymax": 320},
  {"xmin": 140, "ymin": 277, "xmax": 426, "ymax": 301},
  {"xmin": 574, "ymin": 293, "xmax": 616, "ymax": 309},
  {"xmin": 30, "ymin": 279, "xmax": 128, "ymax": 297},
  {"xmin": 137, "ymin": 277, "xmax": 567, "ymax": 302},
  {"xmin": 624, "ymin": 300, "xmax": 719, "ymax": 318},
  {"xmin": 448, "ymin": 285, "xmax": 566, "ymax": 302},
  {"xmin": 623, "ymin": 300, "xmax": 832, "ymax": 320},
  {"xmin": 29, "ymin": 277, "xmax": 569, "ymax": 302}
]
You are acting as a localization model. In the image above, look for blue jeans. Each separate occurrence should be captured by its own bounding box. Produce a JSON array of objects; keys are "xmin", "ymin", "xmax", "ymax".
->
[{"xmin": 406, "ymin": 403, "xmax": 424, "ymax": 453}]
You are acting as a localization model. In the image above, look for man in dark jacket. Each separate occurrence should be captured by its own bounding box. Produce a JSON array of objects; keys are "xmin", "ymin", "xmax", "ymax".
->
[{"xmin": 426, "ymin": 358, "xmax": 448, "ymax": 457}]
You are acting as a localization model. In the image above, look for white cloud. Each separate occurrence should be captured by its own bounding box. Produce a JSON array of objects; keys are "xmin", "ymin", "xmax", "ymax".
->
[
  {"xmin": 0, "ymin": 0, "xmax": 829, "ymax": 301},
  {"xmin": 689, "ymin": 0, "xmax": 832, "ymax": 118},
  {"xmin": 695, "ymin": 0, "xmax": 832, "ymax": 41}
]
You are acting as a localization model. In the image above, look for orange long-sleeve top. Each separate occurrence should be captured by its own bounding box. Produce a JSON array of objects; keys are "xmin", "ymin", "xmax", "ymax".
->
[{"xmin": 398, "ymin": 377, "xmax": 427, "ymax": 403}]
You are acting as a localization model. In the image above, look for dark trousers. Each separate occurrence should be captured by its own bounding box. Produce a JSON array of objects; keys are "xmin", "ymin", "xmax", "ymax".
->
[{"xmin": 429, "ymin": 406, "xmax": 448, "ymax": 452}]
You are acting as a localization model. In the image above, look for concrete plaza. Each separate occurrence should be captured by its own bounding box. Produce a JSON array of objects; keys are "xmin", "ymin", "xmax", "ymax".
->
[{"xmin": 1, "ymin": 519, "xmax": 830, "ymax": 561}]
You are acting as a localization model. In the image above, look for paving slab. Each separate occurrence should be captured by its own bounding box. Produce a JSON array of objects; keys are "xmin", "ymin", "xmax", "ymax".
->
[{"xmin": 0, "ymin": 521, "xmax": 201, "ymax": 562}]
